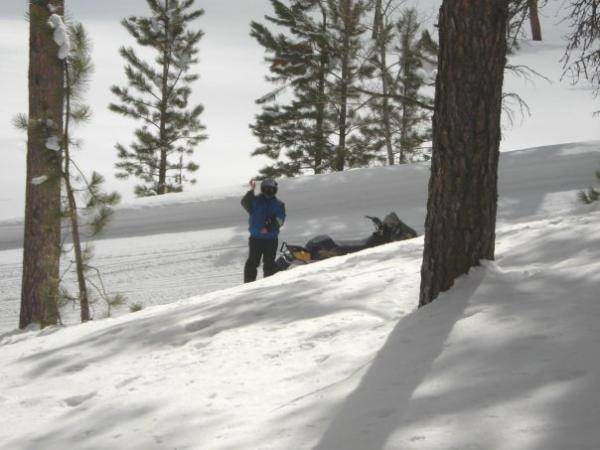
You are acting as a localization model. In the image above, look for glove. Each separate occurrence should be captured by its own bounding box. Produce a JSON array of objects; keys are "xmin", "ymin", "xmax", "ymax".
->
[{"xmin": 264, "ymin": 216, "xmax": 280, "ymax": 233}]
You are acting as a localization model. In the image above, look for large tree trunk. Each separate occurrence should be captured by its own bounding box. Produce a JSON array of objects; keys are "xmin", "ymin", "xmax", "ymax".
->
[
  {"xmin": 20, "ymin": 0, "xmax": 65, "ymax": 329},
  {"xmin": 419, "ymin": 0, "xmax": 508, "ymax": 307},
  {"xmin": 528, "ymin": 0, "xmax": 542, "ymax": 41}
]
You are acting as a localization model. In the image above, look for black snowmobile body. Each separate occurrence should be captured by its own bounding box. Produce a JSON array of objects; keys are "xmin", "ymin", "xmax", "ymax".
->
[{"xmin": 275, "ymin": 212, "xmax": 417, "ymax": 270}]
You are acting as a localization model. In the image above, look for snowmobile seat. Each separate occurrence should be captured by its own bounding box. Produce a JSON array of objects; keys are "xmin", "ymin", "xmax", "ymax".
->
[
  {"xmin": 333, "ymin": 237, "xmax": 373, "ymax": 253},
  {"xmin": 306, "ymin": 234, "xmax": 375, "ymax": 259}
]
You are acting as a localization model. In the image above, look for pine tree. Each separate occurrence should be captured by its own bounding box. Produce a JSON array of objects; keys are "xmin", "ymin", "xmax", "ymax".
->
[
  {"xmin": 110, "ymin": 0, "xmax": 207, "ymax": 196},
  {"xmin": 362, "ymin": 0, "xmax": 396, "ymax": 166},
  {"xmin": 359, "ymin": 6, "xmax": 436, "ymax": 165},
  {"xmin": 250, "ymin": 0, "xmax": 335, "ymax": 178},
  {"xmin": 17, "ymin": 19, "xmax": 123, "ymax": 323},
  {"xmin": 20, "ymin": 0, "xmax": 65, "ymax": 329},
  {"xmin": 394, "ymin": 9, "xmax": 436, "ymax": 164},
  {"xmin": 327, "ymin": 0, "xmax": 372, "ymax": 171},
  {"xmin": 61, "ymin": 23, "xmax": 123, "ymax": 321},
  {"xmin": 419, "ymin": 0, "xmax": 508, "ymax": 307},
  {"xmin": 562, "ymin": 0, "xmax": 600, "ymax": 96}
]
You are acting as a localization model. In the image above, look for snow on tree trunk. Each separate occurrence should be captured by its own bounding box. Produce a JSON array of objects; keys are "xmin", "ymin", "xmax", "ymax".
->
[
  {"xmin": 20, "ymin": 0, "xmax": 65, "ymax": 329},
  {"xmin": 419, "ymin": 0, "xmax": 508, "ymax": 307}
]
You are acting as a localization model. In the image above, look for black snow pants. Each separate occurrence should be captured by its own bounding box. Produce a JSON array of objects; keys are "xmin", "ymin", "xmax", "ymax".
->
[{"xmin": 244, "ymin": 237, "xmax": 278, "ymax": 283}]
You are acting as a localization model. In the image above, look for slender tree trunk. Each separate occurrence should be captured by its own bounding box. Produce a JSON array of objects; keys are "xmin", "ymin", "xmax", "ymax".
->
[
  {"xmin": 158, "ymin": 0, "xmax": 171, "ymax": 195},
  {"xmin": 335, "ymin": 0, "xmax": 351, "ymax": 172},
  {"xmin": 399, "ymin": 101, "xmax": 408, "ymax": 163},
  {"xmin": 371, "ymin": 0, "xmax": 382, "ymax": 40},
  {"xmin": 63, "ymin": 65, "xmax": 90, "ymax": 322},
  {"xmin": 314, "ymin": 5, "xmax": 328, "ymax": 174},
  {"xmin": 377, "ymin": 23, "xmax": 395, "ymax": 165},
  {"xmin": 419, "ymin": 0, "xmax": 508, "ymax": 307},
  {"xmin": 528, "ymin": 0, "xmax": 542, "ymax": 41},
  {"xmin": 20, "ymin": 0, "xmax": 64, "ymax": 329},
  {"xmin": 398, "ymin": 34, "xmax": 411, "ymax": 164}
]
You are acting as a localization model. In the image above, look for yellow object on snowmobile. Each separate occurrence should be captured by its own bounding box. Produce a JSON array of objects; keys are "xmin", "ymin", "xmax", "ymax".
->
[{"xmin": 292, "ymin": 249, "xmax": 312, "ymax": 263}]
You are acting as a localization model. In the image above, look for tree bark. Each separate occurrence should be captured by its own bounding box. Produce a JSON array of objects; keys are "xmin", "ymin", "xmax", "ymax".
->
[
  {"xmin": 158, "ymin": 0, "xmax": 171, "ymax": 195},
  {"xmin": 376, "ymin": 18, "xmax": 395, "ymax": 166},
  {"xmin": 398, "ymin": 29, "xmax": 411, "ymax": 164},
  {"xmin": 63, "ymin": 65, "xmax": 90, "ymax": 322},
  {"xmin": 314, "ymin": 4, "xmax": 328, "ymax": 174},
  {"xmin": 528, "ymin": 0, "xmax": 542, "ymax": 41},
  {"xmin": 20, "ymin": 0, "xmax": 64, "ymax": 329},
  {"xmin": 335, "ymin": 0, "xmax": 351, "ymax": 172},
  {"xmin": 419, "ymin": 0, "xmax": 508, "ymax": 307}
]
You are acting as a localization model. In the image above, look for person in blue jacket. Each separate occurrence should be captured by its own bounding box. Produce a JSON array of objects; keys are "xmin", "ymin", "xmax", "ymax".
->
[{"xmin": 241, "ymin": 179, "xmax": 286, "ymax": 283}]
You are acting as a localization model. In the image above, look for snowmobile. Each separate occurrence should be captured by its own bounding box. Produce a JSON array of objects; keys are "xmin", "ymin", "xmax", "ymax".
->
[{"xmin": 275, "ymin": 212, "xmax": 418, "ymax": 270}]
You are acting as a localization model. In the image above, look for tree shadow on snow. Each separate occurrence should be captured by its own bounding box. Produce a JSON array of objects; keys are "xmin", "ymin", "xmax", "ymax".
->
[
  {"xmin": 310, "ymin": 270, "xmax": 484, "ymax": 450},
  {"xmin": 14, "ymin": 264, "xmax": 391, "ymax": 381},
  {"xmin": 311, "ymin": 231, "xmax": 600, "ymax": 450},
  {"xmin": 6, "ymin": 401, "xmax": 221, "ymax": 450}
]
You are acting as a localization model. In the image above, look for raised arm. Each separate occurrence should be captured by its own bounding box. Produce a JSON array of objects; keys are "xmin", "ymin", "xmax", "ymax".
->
[{"xmin": 241, "ymin": 180, "xmax": 256, "ymax": 214}]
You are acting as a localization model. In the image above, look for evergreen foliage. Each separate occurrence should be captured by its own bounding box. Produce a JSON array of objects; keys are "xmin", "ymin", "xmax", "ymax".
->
[
  {"xmin": 110, "ymin": 0, "xmax": 207, "ymax": 196},
  {"xmin": 327, "ymin": 0, "xmax": 373, "ymax": 171},
  {"xmin": 360, "ymin": 6, "xmax": 436, "ymax": 165},
  {"xmin": 250, "ymin": 0, "xmax": 336, "ymax": 178},
  {"xmin": 251, "ymin": 1, "xmax": 438, "ymax": 177},
  {"xmin": 562, "ymin": 0, "xmax": 600, "ymax": 96},
  {"xmin": 17, "ymin": 17, "xmax": 124, "ymax": 322},
  {"xmin": 60, "ymin": 21, "xmax": 124, "ymax": 321}
]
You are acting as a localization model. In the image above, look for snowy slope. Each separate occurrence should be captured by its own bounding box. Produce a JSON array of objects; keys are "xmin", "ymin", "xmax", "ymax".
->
[
  {"xmin": 0, "ymin": 142, "xmax": 599, "ymax": 449},
  {"xmin": 1, "ymin": 142, "xmax": 598, "ymax": 332}
]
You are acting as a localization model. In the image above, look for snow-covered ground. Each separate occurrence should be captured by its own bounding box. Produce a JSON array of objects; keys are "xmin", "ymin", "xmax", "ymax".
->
[
  {"xmin": 0, "ymin": 142, "xmax": 597, "ymax": 331},
  {"xmin": 0, "ymin": 141, "xmax": 599, "ymax": 449},
  {"xmin": 1, "ymin": 1, "xmax": 600, "ymax": 447}
]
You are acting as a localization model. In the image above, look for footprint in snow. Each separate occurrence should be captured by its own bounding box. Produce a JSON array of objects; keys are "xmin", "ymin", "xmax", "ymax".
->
[
  {"xmin": 62, "ymin": 362, "xmax": 88, "ymax": 374},
  {"xmin": 184, "ymin": 319, "xmax": 214, "ymax": 333},
  {"xmin": 169, "ymin": 338, "xmax": 190, "ymax": 347},
  {"xmin": 314, "ymin": 354, "xmax": 330, "ymax": 363},
  {"xmin": 62, "ymin": 391, "xmax": 97, "ymax": 407},
  {"xmin": 310, "ymin": 329, "xmax": 340, "ymax": 341},
  {"xmin": 115, "ymin": 376, "xmax": 141, "ymax": 389}
]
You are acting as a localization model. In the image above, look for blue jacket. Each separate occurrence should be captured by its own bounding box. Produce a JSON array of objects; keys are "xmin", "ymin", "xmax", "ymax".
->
[{"xmin": 241, "ymin": 190, "xmax": 286, "ymax": 240}]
